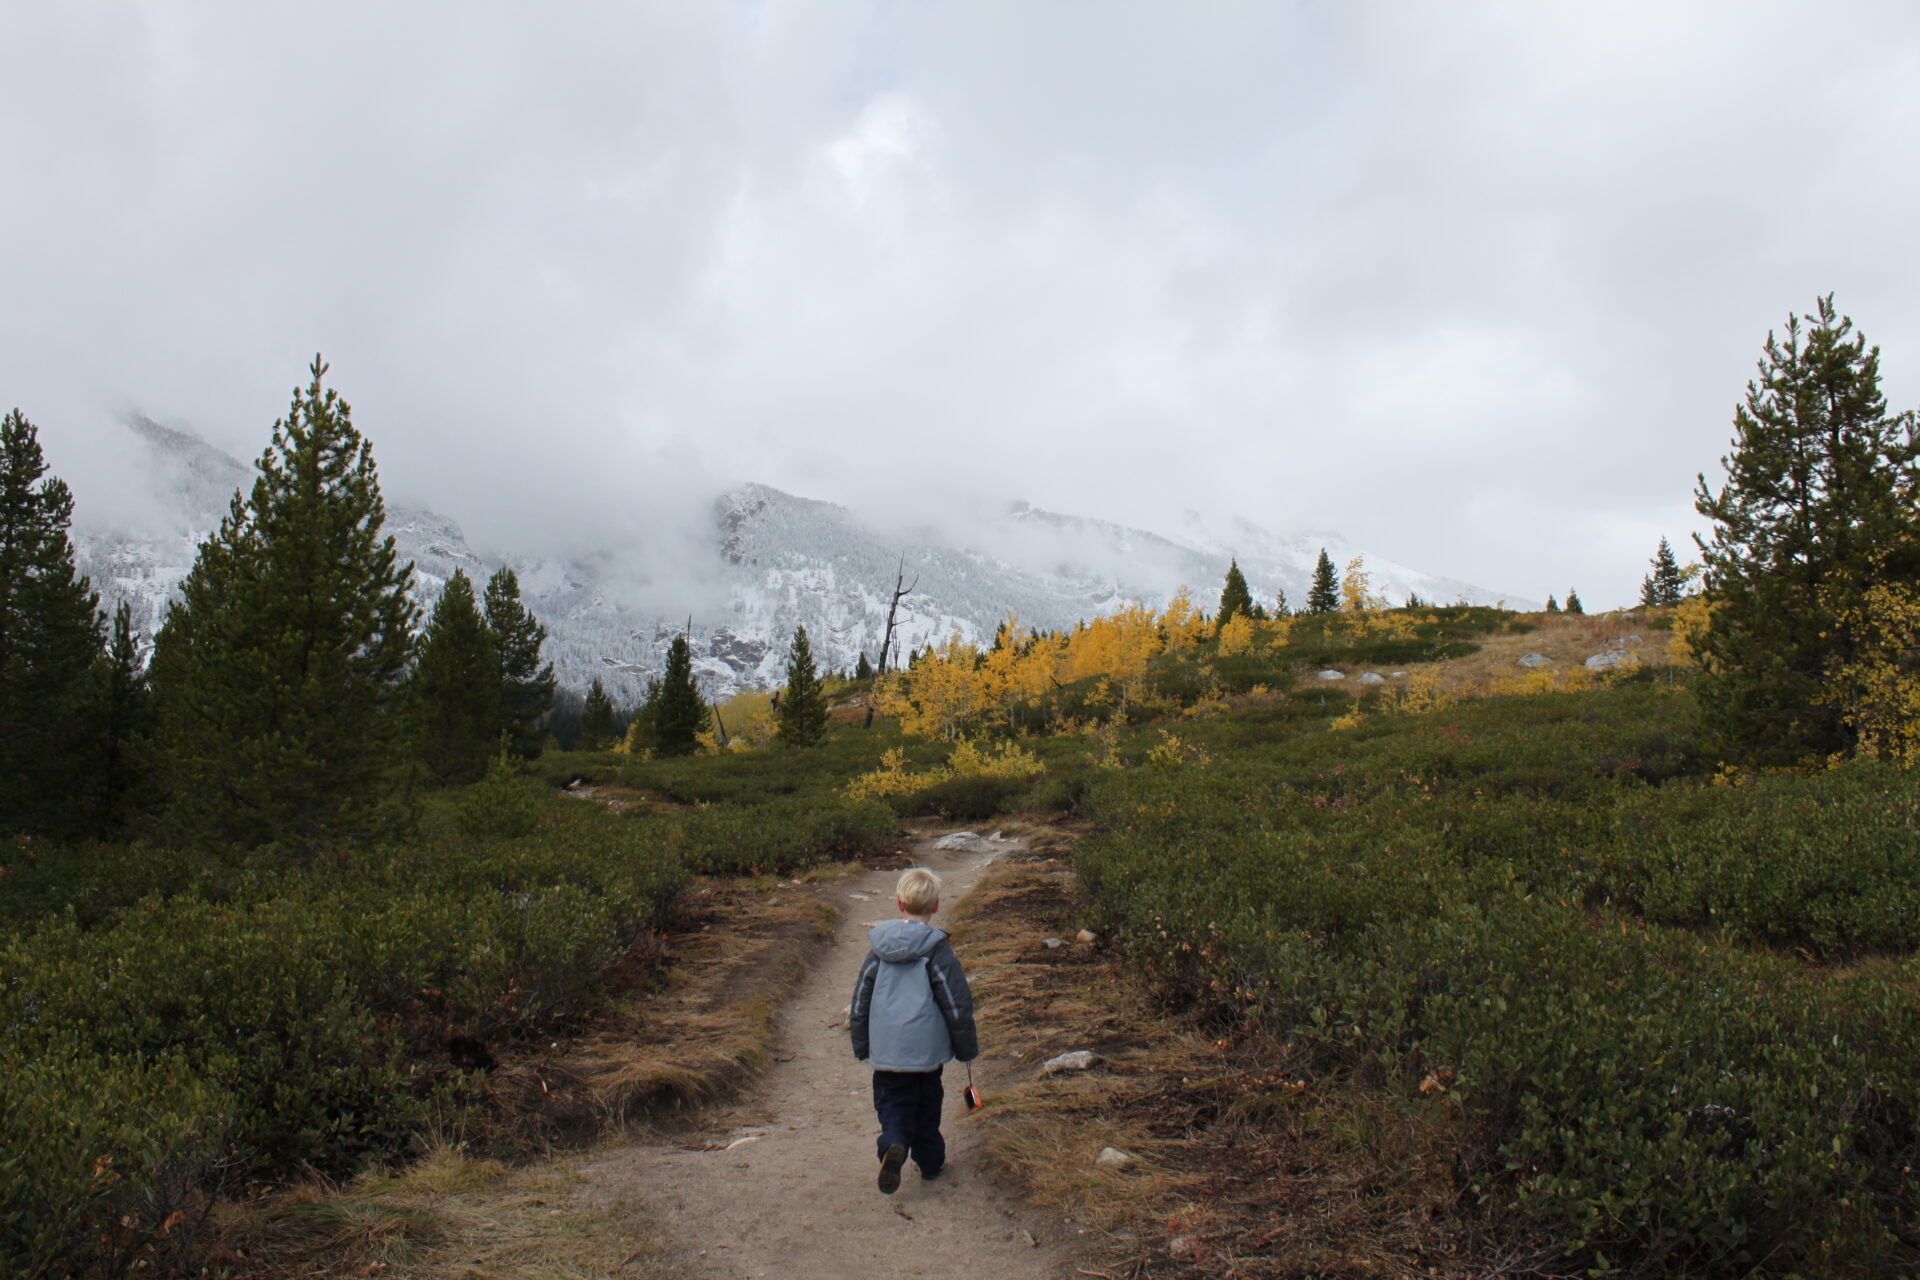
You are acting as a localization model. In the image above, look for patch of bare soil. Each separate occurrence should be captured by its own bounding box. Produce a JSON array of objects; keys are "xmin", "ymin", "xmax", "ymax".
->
[{"xmin": 958, "ymin": 829, "xmax": 1524, "ymax": 1280}]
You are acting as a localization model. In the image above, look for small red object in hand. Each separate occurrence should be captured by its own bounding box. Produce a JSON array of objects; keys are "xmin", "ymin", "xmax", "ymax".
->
[{"xmin": 964, "ymin": 1063, "xmax": 984, "ymax": 1113}]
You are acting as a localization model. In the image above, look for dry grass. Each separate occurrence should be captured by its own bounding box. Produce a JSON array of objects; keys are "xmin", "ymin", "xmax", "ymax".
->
[
  {"xmin": 483, "ymin": 877, "xmax": 840, "ymax": 1150},
  {"xmin": 1406, "ymin": 610, "xmax": 1679, "ymax": 698},
  {"xmin": 951, "ymin": 833, "xmax": 1515, "ymax": 1279},
  {"xmin": 213, "ymin": 1144, "xmax": 688, "ymax": 1280}
]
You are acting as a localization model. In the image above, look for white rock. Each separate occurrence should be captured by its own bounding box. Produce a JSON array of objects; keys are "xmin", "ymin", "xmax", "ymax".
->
[
  {"xmin": 1585, "ymin": 650, "xmax": 1639, "ymax": 671},
  {"xmin": 1356, "ymin": 672, "xmax": 1386, "ymax": 684},
  {"xmin": 1517, "ymin": 652, "xmax": 1555, "ymax": 669},
  {"xmin": 1043, "ymin": 937, "xmax": 1063, "ymax": 949},
  {"xmin": 932, "ymin": 832, "xmax": 998, "ymax": 854},
  {"xmin": 1075, "ymin": 928, "xmax": 1097, "ymax": 944},
  {"xmin": 1095, "ymin": 1146, "xmax": 1137, "ymax": 1172},
  {"xmin": 1041, "ymin": 1050, "xmax": 1102, "ymax": 1076},
  {"xmin": 1389, "ymin": 670, "xmax": 1409, "ymax": 678},
  {"xmin": 989, "ymin": 830, "xmax": 1008, "ymax": 842},
  {"xmin": 1316, "ymin": 669, "xmax": 1346, "ymax": 680},
  {"xmin": 1606, "ymin": 633, "xmax": 1646, "ymax": 649}
]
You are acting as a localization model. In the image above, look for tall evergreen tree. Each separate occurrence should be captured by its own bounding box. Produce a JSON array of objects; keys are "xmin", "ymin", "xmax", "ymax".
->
[
  {"xmin": 482, "ymin": 566, "xmax": 555, "ymax": 759},
  {"xmin": 1306, "ymin": 549, "xmax": 1339, "ymax": 614},
  {"xmin": 653, "ymin": 635, "xmax": 706, "ymax": 757},
  {"xmin": 776, "ymin": 625, "xmax": 829, "ymax": 747},
  {"xmin": 0, "ymin": 409, "xmax": 105, "ymax": 838},
  {"xmin": 854, "ymin": 651, "xmax": 874, "ymax": 681},
  {"xmin": 148, "ymin": 358, "xmax": 417, "ymax": 849},
  {"xmin": 1272, "ymin": 588, "xmax": 1291, "ymax": 618},
  {"xmin": 1545, "ymin": 594, "xmax": 1560, "ymax": 613},
  {"xmin": 1695, "ymin": 295, "xmax": 1920, "ymax": 762},
  {"xmin": 579, "ymin": 678, "xmax": 619, "ymax": 750},
  {"xmin": 98, "ymin": 601, "xmax": 153, "ymax": 833},
  {"xmin": 1641, "ymin": 537, "xmax": 1685, "ymax": 608},
  {"xmin": 411, "ymin": 570, "xmax": 500, "ymax": 785},
  {"xmin": 1565, "ymin": 588, "xmax": 1584, "ymax": 615},
  {"xmin": 1216, "ymin": 559, "xmax": 1254, "ymax": 631}
]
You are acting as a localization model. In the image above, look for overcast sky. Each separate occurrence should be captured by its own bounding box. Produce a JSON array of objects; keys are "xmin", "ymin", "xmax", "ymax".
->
[{"xmin": 6, "ymin": 1, "xmax": 1920, "ymax": 609}]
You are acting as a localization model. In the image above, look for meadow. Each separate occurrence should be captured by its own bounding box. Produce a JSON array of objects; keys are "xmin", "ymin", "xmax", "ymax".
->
[{"xmin": 7, "ymin": 602, "xmax": 1917, "ymax": 1278}]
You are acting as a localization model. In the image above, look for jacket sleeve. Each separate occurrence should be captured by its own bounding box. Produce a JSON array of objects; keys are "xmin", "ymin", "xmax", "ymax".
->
[
  {"xmin": 927, "ymin": 939, "xmax": 978, "ymax": 1063},
  {"xmin": 849, "ymin": 952, "xmax": 880, "ymax": 1061}
]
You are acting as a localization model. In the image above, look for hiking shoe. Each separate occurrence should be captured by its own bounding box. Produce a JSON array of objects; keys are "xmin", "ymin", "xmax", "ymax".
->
[
  {"xmin": 878, "ymin": 1143, "xmax": 907, "ymax": 1194},
  {"xmin": 919, "ymin": 1163, "xmax": 944, "ymax": 1181}
]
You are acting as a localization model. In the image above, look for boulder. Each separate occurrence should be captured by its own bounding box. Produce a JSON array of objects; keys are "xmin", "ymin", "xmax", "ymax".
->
[
  {"xmin": 1605, "ymin": 634, "xmax": 1646, "ymax": 649},
  {"xmin": 1517, "ymin": 652, "xmax": 1555, "ymax": 669},
  {"xmin": 1584, "ymin": 650, "xmax": 1638, "ymax": 671},
  {"xmin": 932, "ymin": 831, "xmax": 998, "ymax": 854},
  {"xmin": 1316, "ymin": 669, "xmax": 1346, "ymax": 681},
  {"xmin": 1043, "ymin": 937, "xmax": 1063, "ymax": 949},
  {"xmin": 1356, "ymin": 672, "xmax": 1387, "ymax": 685},
  {"xmin": 1041, "ymin": 1050, "xmax": 1102, "ymax": 1076},
  {"xmin": 1075, "ymin": 928, "xmax": 1098, "ymax": 944},
  {"xmin": 1095, "ymin": 1146, "xmax": 1138, "ymax": 1172}
]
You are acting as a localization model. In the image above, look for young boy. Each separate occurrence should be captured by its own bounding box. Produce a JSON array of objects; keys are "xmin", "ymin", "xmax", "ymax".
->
[{"xmin": 849, "ymin": 867, "xmax": 978, "ymax": 1194}]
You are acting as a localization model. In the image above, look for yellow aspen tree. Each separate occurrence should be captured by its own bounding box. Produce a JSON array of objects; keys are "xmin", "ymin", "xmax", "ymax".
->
[
  {"xmin": 1217, "ymin": 611, "xmax": 1256, "ymax": 657},
  {"xmin": 1158, "ymin": 587, "xmax": 1209, "ymax": 652}
]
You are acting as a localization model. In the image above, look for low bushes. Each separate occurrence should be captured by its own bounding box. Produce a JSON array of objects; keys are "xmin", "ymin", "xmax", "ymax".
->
[
  {"xmin": 1074, "ymin": 681, "xmax": 1920, "ymax": 1274},
  {"xmin": 0, "ymin": 767, "xmax": 890, "ymax": 1278}
]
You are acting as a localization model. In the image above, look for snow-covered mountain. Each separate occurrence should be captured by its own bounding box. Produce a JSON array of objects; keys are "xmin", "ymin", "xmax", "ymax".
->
[{"xmin": 76, "ymin": 418, "xmax": 1525, "ymax": 703}]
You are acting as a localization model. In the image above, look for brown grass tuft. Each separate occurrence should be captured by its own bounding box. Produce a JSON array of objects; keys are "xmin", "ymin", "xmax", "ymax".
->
[{"xmin": 483, "ymin": 878, "xmax": 839, "ymax": 1150}]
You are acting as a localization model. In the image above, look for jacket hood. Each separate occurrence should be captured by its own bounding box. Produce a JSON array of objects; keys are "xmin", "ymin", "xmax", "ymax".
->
[{"xmin": 869, "ymin": 919, "xmax": 945, "ymax": 963}]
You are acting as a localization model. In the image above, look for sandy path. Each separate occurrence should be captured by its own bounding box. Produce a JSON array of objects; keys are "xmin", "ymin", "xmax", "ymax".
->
[{"xmin": 580, "ymin": 835, "xmax": 1080, "ymax": 1280}]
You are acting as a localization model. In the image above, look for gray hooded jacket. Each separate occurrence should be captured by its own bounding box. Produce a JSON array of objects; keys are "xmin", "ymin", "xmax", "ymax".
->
[{"xmin": 850, "ymin": 920, "xmax": 978, "ymax": 1072}]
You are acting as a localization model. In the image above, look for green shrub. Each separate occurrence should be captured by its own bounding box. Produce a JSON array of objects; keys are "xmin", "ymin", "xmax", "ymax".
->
[{"xmin": 0, "ymin": 1041, "xmax": 229, "ymax": 1280}]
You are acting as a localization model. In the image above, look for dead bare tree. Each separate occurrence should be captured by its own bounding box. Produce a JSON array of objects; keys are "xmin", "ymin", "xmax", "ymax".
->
[{"xmin": 864, "ymin": 556, "xmax": 918, "ymax": 728}]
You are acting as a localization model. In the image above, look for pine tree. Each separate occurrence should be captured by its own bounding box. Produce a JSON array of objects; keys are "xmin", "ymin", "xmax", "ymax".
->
[
  {"xmin": 854, "ymin": 651, "xmax": 874, "ymax": 681},
  {"xmin": 1565, "ymin": 589, "xmax": 1584, "ymax": 615},
  {"xmin": 482, "ymin": 566, "xmax": 555, "ymax": 759},
  {"xmin": 776, "ymin": 625, "xmax": 829, "ymax": 747},
  {"xmin": 1307, "ymin": 549, "xmax": 1339, "ymax": 614},
  {"xmin": 0, "ymin": 409, "xmax": 106, "ymax": 838},
  {"xmin": 98, "ymin": 601, "xmax": 153, "ymax": 833},
  {"xmin": 653, "ymin": 635, "xmax": 706, "ymax": 757},
  {"xmin": 1272, "ymin": 588, "xmax": 1291, "ymax": 618},
  {"xmin": 148, "ymin": 358, "xmax": 417, "ymax": 849},
  {"xmin": 410, "ymin": 570, "xmax": 500, "ymax": 785},
  {"xmin": 579, "ymin": 678, "xmax": 619, "ymax": 750},
  {"xmin": 1646, "ymin": 537, "xmax": 1685, "ymax": 607},
  {"xmin": 1695, "ymin": 295, "xmax": 1920, "ymax": 762},
  {"xmin": 1216, "ymin": 559, "xmax": 1253, "ymax": 631},
  {"xmin": 1545, "ymin": 595, "xmax": 1560, "ymax": 613}
]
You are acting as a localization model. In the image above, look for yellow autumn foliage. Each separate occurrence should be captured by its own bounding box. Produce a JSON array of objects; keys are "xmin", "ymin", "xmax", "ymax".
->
[{"xmin": 1822, "ymin": 581, "xmax": 1920, "ymax": 766}]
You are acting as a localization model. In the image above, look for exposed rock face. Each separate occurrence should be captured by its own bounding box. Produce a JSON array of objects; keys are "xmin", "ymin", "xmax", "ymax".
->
[
  {"xmin": 1585, "ymin": 649, "xmax": 1638, "ymax": 671},
  {"xmin": 1317, "ymin": 669, "xmax": 1346, "ymax": 680},
  {"xmin": 1356, "ymin": 672, "xmax": 1387, "ymax": 684},
  {"xmin": 1517, "ymin": 652, "xmax": 1555, "ymax": 668}
]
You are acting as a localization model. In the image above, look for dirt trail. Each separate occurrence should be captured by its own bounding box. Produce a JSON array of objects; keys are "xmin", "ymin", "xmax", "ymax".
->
[{"xmin": 580, "ymin": 834, "xmax": 1081, "ymax": 1280}]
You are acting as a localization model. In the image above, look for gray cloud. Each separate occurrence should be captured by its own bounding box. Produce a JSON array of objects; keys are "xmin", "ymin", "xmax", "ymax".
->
[{"xmin": 6, "ymin": 0, "xmax": 1919, "ymax": 609}]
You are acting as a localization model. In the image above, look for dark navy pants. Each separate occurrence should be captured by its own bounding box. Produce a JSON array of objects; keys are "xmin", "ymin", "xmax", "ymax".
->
[{"xmin": 872, "ymin": 1067, "xmax": 945, "ymax": 1174}]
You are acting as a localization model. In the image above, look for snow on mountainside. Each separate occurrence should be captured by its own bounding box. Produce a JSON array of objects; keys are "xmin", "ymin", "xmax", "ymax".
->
[{"xmin": 74, "ymin": 419, "xmax": 1525, "ymax": 704}]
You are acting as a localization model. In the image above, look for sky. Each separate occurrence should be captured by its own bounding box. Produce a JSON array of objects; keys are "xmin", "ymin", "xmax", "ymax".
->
[{"xmin": 5, "ymin": 1, "xmax": 1920, "ymax": 610}]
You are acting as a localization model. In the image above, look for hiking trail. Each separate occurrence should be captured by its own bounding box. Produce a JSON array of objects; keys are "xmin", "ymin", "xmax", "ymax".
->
[{"xmin": 578, "ymin": 832, "xmax": 1082, "ymax": 1280}]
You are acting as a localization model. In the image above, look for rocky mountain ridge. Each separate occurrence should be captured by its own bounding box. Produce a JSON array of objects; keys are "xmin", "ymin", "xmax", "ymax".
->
[{"xmin": 75, "ymin": 418, "xmax": 1524, "ymax": 702}]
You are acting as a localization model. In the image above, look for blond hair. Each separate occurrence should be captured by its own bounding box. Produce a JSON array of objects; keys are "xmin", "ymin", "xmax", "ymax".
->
[{"xmin": 896, "ymin": 867, "xmax": 942, "ymax": 916}]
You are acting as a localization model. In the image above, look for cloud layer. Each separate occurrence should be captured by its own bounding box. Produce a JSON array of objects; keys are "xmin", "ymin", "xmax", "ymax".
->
[{"xmin": 6, "ymin": 1, "xmax": 1919, "ymax": 607}]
